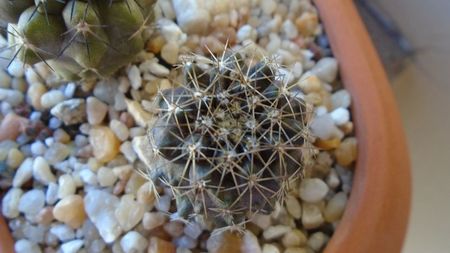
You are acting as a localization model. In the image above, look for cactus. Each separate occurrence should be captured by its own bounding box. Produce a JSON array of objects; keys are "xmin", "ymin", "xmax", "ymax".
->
[
  {"xmin": 146, "ymin": 50, "xmax": 312, "ymax": 229},
  {"xmin": 0, "ymin": 0, "xmax": 156, "ymax": 81}
]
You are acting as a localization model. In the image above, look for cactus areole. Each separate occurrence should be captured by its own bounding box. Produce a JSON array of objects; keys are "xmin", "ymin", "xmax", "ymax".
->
[
  {"xmin": 0, "ymin": 0, "xmax": 156, "ymax": 81},
  {"xmin": 147, "ymin": 51, "xmax": 312, "ymax": 229}
]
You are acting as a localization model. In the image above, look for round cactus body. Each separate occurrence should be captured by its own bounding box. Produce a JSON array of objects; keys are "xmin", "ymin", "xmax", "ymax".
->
[
  {"xmin": 1, "ymin": 0, "xmax": 156, "ymax": 80},
  {"xmin": 147, "ymin": 51, "xmax": 312, "ymax": 228}
]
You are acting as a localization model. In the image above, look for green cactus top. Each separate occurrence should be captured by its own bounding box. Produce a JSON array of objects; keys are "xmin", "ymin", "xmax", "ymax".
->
[{"xmin": 1, "ymin": 0, "xmax": 156, "ymax": 81}]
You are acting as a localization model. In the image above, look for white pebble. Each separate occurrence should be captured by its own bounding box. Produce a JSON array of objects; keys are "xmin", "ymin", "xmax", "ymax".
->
[
  {"xmin": 48, "ymin": 117, "xmax": 62, "ymax": 129},
  {"xmin": 184, "ymin": 222, "xmax": 202, "ymax": 239},
  {"xmin": 50, "ymin": 224, "xmax": 75, "ymax": 242},
  {"xmin": 158, "ymin": 0, "xmax": 176, "ymax": 19},
  {"xmin": 142, "ymin": 212, "xmax": 167, "ymax": 230},
  {"xmin": 309, "ymin": 114, "xmax": 343, "ymax": 140},
  {"xmin": 30, "ymin": 141, "xmax": 47, "ymax": 156},
  {"xmin": 285, "ymin": 195, "xmax": 302, "ymax": 219},
  {"xmin": 86, "ymin": 96, "xmax": 108, "ymax": 125},
  {"xmin": 261, "ymin": 0, "xmax": 277, "ymax": 15},
  {"xmin": 251, "ymin": 213, "xmax": 272, "ymax": 229},
  {"xmin": 120, "ymin": 231, "xmax": 148, "ymax": 253},
  {"xmin": 19, "ymin": 189, "xmax": 45, "ymax": 216},
  {"xmin": 155, "ymin": 195, "xmax": 171, "ymax": 212},
  {"xmin": 64, "ymin": 82, "xmax": 77, "ymax": 98},
  {"xmin": 237, "ymin": 25, "xmax": 258, "ymax": 42},
  {"xmin": 262, "ymin": 244, "xmax": 280, "ymax": 253},
  {"xmin": 40, "ymin": 90, "xmax": 65, "ymax": 109},
  {"xmin": 23, "ymin": 224, "xmax": 46, "ymax": 244},
  {"xmin": 331, "ymin": 90, "xmax": 351, "ymax": 109},
  {"xmin": 7, "ymin": 60, "xmax": 25, "ymax": 77},
  {"xmin": 46, "ymin": 182, "xmax": 59, "ymax": 205},
  {"xmin": 97, "ymin": 167, "xmax": 117, "ymax": 187},
  {"xmin": 307, "ymin": 232, "xmax": 329, "ymax": 251},
  {"xmin": 161, "ymin": 42, "xmax": 179, "ymax": 64},
  {"xmin": 58, "ymin": 174, "xmax": 77, "ymax": 199},
  {"xmin": 2, "ymin": 187, "xmax": 23, "ymax": 218},
  {"xmin": 299, "ymin": 178, "xmax": 329, "ymax": 203},
  {"xmin": 128, "ymin": 65, "xmax": 142, "ymax": 90},
  {"xmin": 88, "ymin": 239, "xmax": 106, "ymax": 253},
  {"xmin": 114, "ymin": 92, "xmax": 127, "ymax": 111},
  {"xmin": 148, "ymin": 62, "xmax": 170, "ymax": 77},
  {"xmin": 33, "ymin": 156, "xmax": 56, "ymax": 185},
  {"xmin": 326, "ymin": 169, "xmax": 340, "ymax": 189},
  {"xmin": 61, "ymin": 239, "xmax": 84, "ymax": 253},
  {"xmin": 79, "ymin": 169, "xmax": 98, "ymax": 186},
  {"xmin": 292, "ymin": 62, "xmax": 303, "ymax": 79},
  {"xmin": 159, "ymin": 19, "xmax": 187, "ymax": 46},
  {"xmin": 302, "ymin": 203, "xmax": 324, "ymax": 229},
  {"xmin": 263, "ymin": 225, "xmax": 291, "ymax": 240},
  {"xmin": 324, "ymin": 192, "xmax": 348, "ymax": 222},
  {"xmin": 281, "ymin": 20, "xmax": 298, "ymax": 40},
  {"xmin": 330, "ymin": 107, "xmax": 350, "ymax": 126},
  {"xmin": 282, "ymin": 229, "xmax": 307, "ymax": 248},
  {"xmin": 6, "ymin": 148, "xmax": 24, "ymax": 169},
  {"xmin": 175, "ymin": 235, "xmax": 197, "ymax": 249},
  {"xmin": 115, "ymin": 195, "xmax": 145, "ymax": 231},
  {"xmin": 130, "ymin": 127, "xmax": 146, "ymax": 137},
  {"xmin": 120, "ymin": 141, "xmax": 137, "ymax": 163},
  {"xmin": 242, "ymin": 230, "xmax": 261, "ymax": 253},
  {"xmin": 266, "ymin": 33, "xmax": 281, "ymax": 54},
  {"xmin": 14, "ymin": 239, "xmax": 42, "ymax": 253},
  {"xmin": 0, "ymin": 88, "xmax": 24, "ymax": 106},
  {"xmin": 84, "ymin": 189, "xmax": 123, "ymax": 243},
  {"xmin": 310, "ymin": 57, "xmax": 338, "ymax": 83},
  {"xmin": 172, "ymin": 0, "xmax": 211, "ymax": 34},
  {"xmin": 110, "ymin": 119, "xmax": 129, "ymax": 141}
]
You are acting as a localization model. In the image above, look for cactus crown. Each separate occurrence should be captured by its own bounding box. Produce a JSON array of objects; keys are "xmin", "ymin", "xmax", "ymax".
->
[
  {"xmin": 147, "ymin": 49, "xmax": 312, "ymax": 229},
  {"xmin": 0, "ymin": 0, "xmax": 156, "ymax": 81}
]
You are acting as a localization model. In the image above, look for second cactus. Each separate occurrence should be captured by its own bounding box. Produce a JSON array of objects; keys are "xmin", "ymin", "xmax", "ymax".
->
[{"xmin": 1, "ymin": 0, "xmax": 156, "ymax": 81}]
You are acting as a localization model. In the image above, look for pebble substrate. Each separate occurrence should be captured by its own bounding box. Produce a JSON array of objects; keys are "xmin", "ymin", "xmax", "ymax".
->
[{"xmin": 0, "ymin": 0, "xmax": 357, "ymax": 252}]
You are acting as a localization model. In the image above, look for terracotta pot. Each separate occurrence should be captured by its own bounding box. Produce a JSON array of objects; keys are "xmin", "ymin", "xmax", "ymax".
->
[
  {"xmin": 0, "ymin": 0, "xmax": 411, "ymax": 252},
  {"xmin": 314, "ymin": 0, "xmax": 411, "ymax": 252}
]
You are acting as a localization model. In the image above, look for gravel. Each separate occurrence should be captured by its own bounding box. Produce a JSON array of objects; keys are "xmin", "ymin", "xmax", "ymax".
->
[{"xmin": 0, "ymin": 0, "xmax": 358, "ymax": 252}]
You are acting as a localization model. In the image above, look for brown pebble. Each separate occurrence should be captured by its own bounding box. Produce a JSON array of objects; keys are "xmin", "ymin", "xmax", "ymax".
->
[
  {"xmin": 36, "ymin": 207, "xmax": 54, "ymax": 226},
  {"xmin": 76, "ymin": 145, "xmax": 93, "ymax": 159},
  {"xmin": 147, "ymin": 236, "xmax": 176, "ymax": 253},
  {"xmin": 137, "ymin": 182, "xmax": 156, "ymax": 206},
  {"xmin": 89, "ymin": 126, "xmax": 121, "ymax": 163},
  {"xmin": 148, "ymin": 225, "xmax": 172, "ymax": 241},
  {"xmin": 0, "ymin": 113, "xmax": 28, "ymax": 141},
  {"xmin": 201, "ymin": 36, "xmax": 226, "ymax": 55},
  {"xmin": 208, "ymin": 231, "xmax": 243, "ymax": 253},
  {"xmin": 119, "ymin": 112, "xmax": 135, "ymax": 128},
  {"xmin": 53, "ymin": 195, "xmax": 86, "ymax": 229},
  {"xmin": 295, "ymin": 12, "xmax": 319, "ymax": 37},
  {"xmin": 314, "ymin": 138, "xmax": 341, "ymax": 150},
  {"xmin": 339, "ymin": 122, "xmax": 354, "ymax": 135},
  {"xmin": 147, "ymin": 35, "xmax": 165, "ymax": 54},
  {"xmin": 212, "ymin": 27, "xmax": 237, "ymax": 46},
  {"xmin": 113, "ymin": 178, "xmax": 128, "ymax": 196},
  {"xmin": 334, "ymin": 137, "xmax": 357, "ymax": 167}
]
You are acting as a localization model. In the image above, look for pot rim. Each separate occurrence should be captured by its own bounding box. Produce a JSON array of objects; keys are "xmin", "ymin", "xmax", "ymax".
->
[{"xmin": 314, "ymin": 0, "xmax": 412, "ymax": 252}]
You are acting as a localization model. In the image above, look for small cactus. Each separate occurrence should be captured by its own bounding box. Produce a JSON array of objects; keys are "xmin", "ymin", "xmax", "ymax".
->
[
  {"xmin": 1, "ymin": 0, "xmax": 156, "ymax": 80},
  {"xmin": 146, "ymin": 49, "xmax": 312, "ymax": 229}
]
